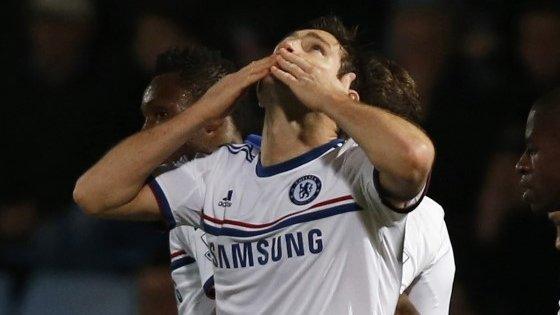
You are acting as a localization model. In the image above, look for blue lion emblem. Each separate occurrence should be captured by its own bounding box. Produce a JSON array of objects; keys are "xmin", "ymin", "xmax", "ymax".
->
[
  {"xmin": 299, "ymin": 182, "xmax": 313, "ymax": 199},
  {"xmin": 290, "ymin": 175, "xmax": 322, "ymax": 205}
]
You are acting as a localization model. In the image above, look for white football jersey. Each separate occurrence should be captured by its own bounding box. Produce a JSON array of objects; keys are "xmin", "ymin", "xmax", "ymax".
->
[
  {"xmin": 169, "ymin": 226, "xmax": 216, "ymax": 314},
  {"xmin": 149, "ymin": 139, "xmax": 426, "ymax": 314},
  {"xmin": 400, "ymin": 197, "xmax": 455, "ymax": 315}
]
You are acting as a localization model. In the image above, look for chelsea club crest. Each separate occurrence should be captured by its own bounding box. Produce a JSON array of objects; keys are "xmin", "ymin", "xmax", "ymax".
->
[{"xmin": 289, "ymin": 175, "xmax": 322, "ymax": 205}]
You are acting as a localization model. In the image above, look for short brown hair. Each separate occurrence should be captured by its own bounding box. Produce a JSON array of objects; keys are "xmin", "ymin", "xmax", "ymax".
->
[
  {"xmin": 304, "ymin": 16, "xmax": 359, "ymax": 89},
  {"xmin": 359, "ymin": 56, "xmax": 423, "ymax": 124}
]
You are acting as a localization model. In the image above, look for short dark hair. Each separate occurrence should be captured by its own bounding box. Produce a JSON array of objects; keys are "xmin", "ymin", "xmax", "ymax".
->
[
  {"xmin": 155, "ymin": 45, "xmax": 235, "ymax": 106},
  {"xmin": 154, "ymin": 46, "xmax": 261, "ymax": 137},
  {"xmin": 304, "ymin": 16, "xmax": 359, "ymax": 89},
  {"xmin": 359, "ymin": 56, "xmax": 423, "ymax": 124}
]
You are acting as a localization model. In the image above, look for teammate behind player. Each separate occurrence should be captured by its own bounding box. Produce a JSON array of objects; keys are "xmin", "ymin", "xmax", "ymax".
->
[
  {"xmin": 361, "ymin": 57, "xmax": 454, "ymax": 315},
  {"xmin": 142, "ymin": 46, "xmax": 244, "ymax": 314},
  {"xmin": 74, "ymin": 16, "xmax": 435, "ymax": 314},
  {"xmin": 516, "ymin": 87, "xmax": 560, "ymax": 313}
]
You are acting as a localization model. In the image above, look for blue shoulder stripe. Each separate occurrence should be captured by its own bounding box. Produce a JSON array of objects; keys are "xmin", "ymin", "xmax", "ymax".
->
[
  {"xmin": 223, "ymin": 143, "xmax": 256, "ymax": 162},
  {"xmin": 170, "ymin": 256, "xmax": 196, "ymax": 271}
]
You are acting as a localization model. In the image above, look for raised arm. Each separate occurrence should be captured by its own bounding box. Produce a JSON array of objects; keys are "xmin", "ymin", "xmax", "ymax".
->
[
  {"xmin": 73, "ymin": 56, "xmax": 275, "ymax": 217},
  {"xmin": 322, "ymin": 98, "xmax": 434, "ymax": 201},
  {"xmin": 271, "ymin": 48, "xmax": 434, "ymax": 203}
]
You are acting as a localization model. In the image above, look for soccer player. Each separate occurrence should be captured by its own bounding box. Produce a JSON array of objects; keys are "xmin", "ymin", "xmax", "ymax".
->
[
  {"xmin": 361, "ymin": 58, "xmax": 454, "ymax": 315},
  {"xmin": 141, "ymin": 46, "xmax": 244, "ymax": 314},
  {"xmin": 516, "ymin": 87, "xmax": 560, "ymax": 313},
  {"xmin": 74, "ymin": 16, "xmax": 434, "ymax": 314}
]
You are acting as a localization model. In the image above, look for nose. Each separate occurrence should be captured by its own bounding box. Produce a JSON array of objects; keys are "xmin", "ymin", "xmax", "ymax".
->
[
  {"xmin": 515, "ymin": 150, "xmax": 530, "ymax": 175},
  {"xmin": 276, "ymin": 38, "xmax": 297, "ymax": 54}
]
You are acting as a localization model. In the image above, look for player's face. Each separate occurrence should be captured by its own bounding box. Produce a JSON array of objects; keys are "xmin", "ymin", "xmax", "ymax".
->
[
  {"xmin": 141, "ymin": 73, "xmax": 209, "ymax": 163},
  {"xmin": 548, "ymin": 211, "xmax": 560, "ymax": 250},
  {"xmin": 516, "ymin": 108, "xmax": 560, "ymax": 213},
  {"xmin": 275, "ymin": 29, "xmax": 344, "ymax": 77},
  {"xmin": 258, "ymin": 29, "xmax": 346, "ymax": 101}
]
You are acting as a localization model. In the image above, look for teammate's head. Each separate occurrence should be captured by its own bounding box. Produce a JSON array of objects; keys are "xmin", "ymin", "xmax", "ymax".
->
[
  {"xmin": 141, "ymin": 46, "xmax": 242, "ymax": 164},
  {"xmin": 516, "ymin": 87, "xmax": 560, "ymax": 214},
  {"xmin": 359, "ymin": 56, "xmax": 423, "ymax": 125},
  {"xmin": 257, "ymin": 16, "xmax": 359, "ymax": 110}
]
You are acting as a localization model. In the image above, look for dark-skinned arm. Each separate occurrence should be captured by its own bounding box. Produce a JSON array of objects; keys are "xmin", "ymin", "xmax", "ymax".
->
[{"xmin": 73, "ymin": 56, "xmax": 275, "ymax": 218}]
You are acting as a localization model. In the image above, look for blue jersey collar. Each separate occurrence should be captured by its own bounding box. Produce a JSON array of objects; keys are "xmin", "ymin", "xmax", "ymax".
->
[{"xmin": 256, "ymin": 139, "xmax": 344, "ymax": 177}]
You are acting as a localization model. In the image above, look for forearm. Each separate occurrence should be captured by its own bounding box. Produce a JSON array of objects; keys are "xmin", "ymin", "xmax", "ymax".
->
[
  {"xmin": 322, "ymin": 96, "xmax": 434, "ymax": 198},
  {"xmin": 74, "ymin": 102, "xmax": 210, "ymax": 213}
]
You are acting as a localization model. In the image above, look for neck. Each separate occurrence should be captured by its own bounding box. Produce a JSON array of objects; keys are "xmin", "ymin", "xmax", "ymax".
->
[{"xmin": 260, "ymin": 101, "xmax": 337, "ymax": 167}]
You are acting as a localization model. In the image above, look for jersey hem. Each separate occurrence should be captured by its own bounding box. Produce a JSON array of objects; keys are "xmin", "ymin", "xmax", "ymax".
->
[{"xmin": 372, "ymin": 169, "xmax": 430, "ymax": 214}]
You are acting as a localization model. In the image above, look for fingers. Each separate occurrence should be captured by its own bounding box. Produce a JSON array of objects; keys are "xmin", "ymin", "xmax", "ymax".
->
[
  {"xmin": 234, "ymin": 55, "xmax": 275, "ymax": 87},
  {"xmin": 276, "ymin": 55, "xmax": 307, "ymax": 79},
  {"xmin": 270, "ymin": 65, "xmax": 298, "ymax": 87},
  {"xmin": 242, "ymin": 67, "xmax": 270, "ymax": 87},
  {"xmin": 244, "ymin": 55, "xmax": 277, "ymax": 75},
  {"xmin": 278, "ymin": 48, "xmax": 313, "ymax": 72}
]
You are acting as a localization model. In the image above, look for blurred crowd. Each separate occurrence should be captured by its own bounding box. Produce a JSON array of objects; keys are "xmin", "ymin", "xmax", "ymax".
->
[{"xmin": 2, "ymin": 0, "xmax": 560, "ymax": 314}]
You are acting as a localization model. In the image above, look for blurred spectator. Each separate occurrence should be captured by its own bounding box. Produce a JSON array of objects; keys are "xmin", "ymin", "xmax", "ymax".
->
[
  {"xmin": 388, "ymin": 3, "xmax": 515, "ymax": 314},
  {"xmin": 137, "ymin": 266, "xmax": 177, "ymax": 315},
  {"xmin": 132, "ymin": 12, "xmax": 195, "ymax": 75},
  {"xmin": 389, "ymin": 4, "xmax": 453, "ymax": 108},
  {"xmin": 388, "ymin": 0, "xmax": 500, "ymax": 256},
  {"xmin": 518, "ymin": 6, "xmax": 560, "ymax": 90},
  {"xmin": 5, "ymin": 0, "xmax": 100, "ymax": 211}
]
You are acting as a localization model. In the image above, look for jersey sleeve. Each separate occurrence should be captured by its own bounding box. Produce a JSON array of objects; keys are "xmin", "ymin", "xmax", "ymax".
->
[
  {"xmin": 338, "ymin": 139, "xmax": 427, "ymax": 219},
  {"xmin": 169, "ymin": 227, "xmax": 195, "ymax": 267},
  {"xmin": 170, "ymin": 227, "xmax": 216, "ymax": 299},
  {"xmin": 191, "ymin": 228, "xmax": 216, "ymax": 299},
  {"xmin": 148, "ymin": 155, "xmax": 212, "ymax": 229}
]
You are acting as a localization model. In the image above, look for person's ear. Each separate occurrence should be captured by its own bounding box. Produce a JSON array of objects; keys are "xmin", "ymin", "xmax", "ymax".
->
[
  {"xmin": 340, "ymin": 72, "xmax": 356, "ymax": 90},
  {"xmin": 348, "ymin": 89, "xmax": 360, "ymax": 102},
  {"xmin": 204, "ymin": 119, "xmax": 224, "ymax": 135}
]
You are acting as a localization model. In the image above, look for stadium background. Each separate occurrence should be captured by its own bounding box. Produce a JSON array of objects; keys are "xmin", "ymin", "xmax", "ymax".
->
[{"xmin": 2, "ymin": 0, "xmax": 560, "ymax": 314}]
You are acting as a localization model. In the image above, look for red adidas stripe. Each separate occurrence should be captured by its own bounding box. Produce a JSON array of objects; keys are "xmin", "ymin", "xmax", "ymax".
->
[{"xmin": 202, "ymin": 195, "xmax": 353, "ymax": 229}]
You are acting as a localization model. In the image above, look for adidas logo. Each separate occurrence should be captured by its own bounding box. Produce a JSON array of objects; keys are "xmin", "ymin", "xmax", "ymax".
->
[{"xmin": 218, "ymin": 190, "xmax": 233, "ymax": 207}]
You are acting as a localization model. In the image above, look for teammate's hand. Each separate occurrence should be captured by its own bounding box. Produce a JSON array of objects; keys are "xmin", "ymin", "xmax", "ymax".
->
[
  {"xmin": 271, "ymin": 48, "xmax": 356, "ymax": 112},
  {"xmin": 197, "ymin": 55, "xmax": 276, "ymax": 121}
]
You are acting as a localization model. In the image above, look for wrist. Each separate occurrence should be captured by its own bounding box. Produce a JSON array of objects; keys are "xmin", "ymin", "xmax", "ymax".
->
[{"xmin": 320, "ymin": 92, "xmax": 356, "ymax": 117}]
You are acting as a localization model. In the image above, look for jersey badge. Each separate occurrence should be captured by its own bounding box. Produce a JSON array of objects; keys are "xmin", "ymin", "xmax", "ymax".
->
[{"xmin": 289, "ymin": 175, "xmax": 322, "ymax": 205}]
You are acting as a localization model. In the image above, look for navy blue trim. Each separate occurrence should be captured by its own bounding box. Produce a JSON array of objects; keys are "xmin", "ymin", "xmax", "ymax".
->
[
  {"xmin": 203, "ymin": 276, "xmax": 215, "ymax": 299},
  {"xmin": 256, "ymin": 139, "xmax": 344, "ymax": 177},
  {"xmin": 224, "ymin": 144, "xmax": 256, "ymax": 162},
  {"xmin": 147, "ymin": 177, "xmax": 177, "ymax": 229},
  {"xmin": 170, "ymin": 256, "xmax": 196, "ymax": 271},
  {"xmin": 245, "ymin": 134, "xmax": 262, "ymax": 148},
  {"xmin": 372, "ymin": 169, "xmax": 430, "ymax": 214},
  {"xmin": 203, "ymin": 202, "xmax": 361, "ymax": 237}
]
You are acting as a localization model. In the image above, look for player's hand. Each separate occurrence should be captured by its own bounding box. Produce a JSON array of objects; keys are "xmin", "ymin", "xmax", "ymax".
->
[
  {"xmin": 197, "ymin": 55, "xmax": 276, "ymax": 121},
  {"xmin": 271, "ymin": 48, "xmax": 356, "ymax": 112}
]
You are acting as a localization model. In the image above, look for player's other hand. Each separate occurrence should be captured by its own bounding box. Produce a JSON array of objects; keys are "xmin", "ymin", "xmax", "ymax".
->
[
  {"xmin": 197, "ymin": 55, "xmax": 276, "ymax": 121},
  {"xmin": 271, "ymin": 48, "xmax": 357, "ymax": 112}
]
